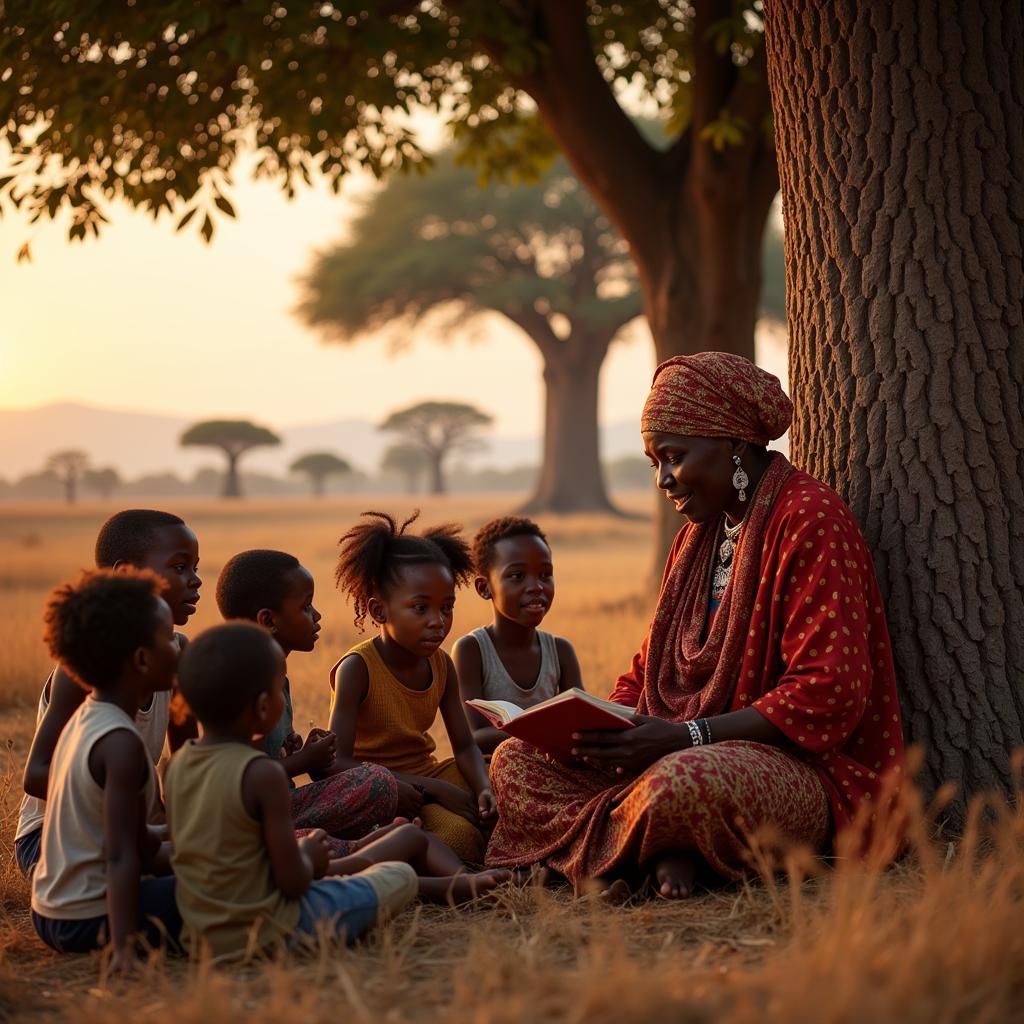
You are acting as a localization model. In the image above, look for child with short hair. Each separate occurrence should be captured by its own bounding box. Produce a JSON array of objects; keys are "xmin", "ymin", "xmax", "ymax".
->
[
  {"xmin": 16, "ymin": 509, "xmax": 201, "ymax": 877},
  {"xmin": 166, "ymin": 622, "xmax": 507, "ymax": 961},
  {"xmin": 328, "ymin": 512, "xmax": 495, "ymax": 863},
  {"xmin": 454, "ymin": 516, "xmax": 582, "ymax": 754},
  {"xmin": 216, "ymin": 549, "xmax": 398, "ymax": 851},
  {"xmin": 31, "ymin": 569, "xmax": 182, "ymax": 971}
]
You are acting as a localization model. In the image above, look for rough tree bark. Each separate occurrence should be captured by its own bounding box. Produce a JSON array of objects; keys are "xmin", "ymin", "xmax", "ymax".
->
[
  {"xmin": 764, "ymin": 0, "xmax": 1024, "ymax": 814},
  {"xmin": 508, "ymin": 0, "xmax": 779, "ymax": 561}
]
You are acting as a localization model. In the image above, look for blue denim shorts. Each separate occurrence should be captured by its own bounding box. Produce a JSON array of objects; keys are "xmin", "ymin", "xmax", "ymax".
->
[
  {"xmin": 292, "ymin": 862, "xmax": 417, "ymax": 948},
  {"xmin": 32, "ymin": 875, "xmax": 182, "ymax": 954}
]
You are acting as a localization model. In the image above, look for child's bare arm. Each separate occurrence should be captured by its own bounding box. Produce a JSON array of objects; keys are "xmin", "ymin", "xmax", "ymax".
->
[
  {"xmin": 241, "ymin": 756, "xmax": 324, "ymax": 898},
  {"xmin": 23, "ymin": 667, "xmax": 86, "ymax": 800},
  {"xmin": 326, "ymin": 656, "xmax": 371, "ymax": 771},
  {"xmin": 165, "ymin": 634, "xmax": 199, "ymax": 753},
  {"xmin": 555, "ymin": 637, "xmax": 583, "ymax": 693},
  {"xmin": 452, "ymin": 636, "xmax": 506, "ymax": 754},
  {"xmin": 439, "ymin": 653, "xmax": 495, "ymax": 821},
  {"xmin": 93, "ymin": 728, "xmax": 150, "ymax": 969}
]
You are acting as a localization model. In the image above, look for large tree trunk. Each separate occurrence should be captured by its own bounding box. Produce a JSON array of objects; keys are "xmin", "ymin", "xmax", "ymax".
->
[
  {"xmin": 223, "ymin": 451, "xmax": 241, "ymax": 499},
  {"xmin": 522, "ymin": 338, "xmax": 616, "ymax": 514},
  {"xmin": 510, "ymin": 0, "xmax": 780, "ymax": 570},
  {"xmin": 764, "ymin": 0, "xmax": 1024, "ymax": 817},
  {"xmin": 428, "ymin": 452, "xmax": 445, "ymax": 495}
]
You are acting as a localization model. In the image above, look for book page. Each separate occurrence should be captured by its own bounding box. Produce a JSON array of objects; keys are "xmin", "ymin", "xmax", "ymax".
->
[{"xmin": 465, "ymin": 698, "xmax": 525, "ymax": 727}]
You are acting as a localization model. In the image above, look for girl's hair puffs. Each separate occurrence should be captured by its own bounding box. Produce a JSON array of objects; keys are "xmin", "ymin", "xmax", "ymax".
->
[{"xmin": 335, "ymin": 510, "xmax": 473, "ymax": 630}]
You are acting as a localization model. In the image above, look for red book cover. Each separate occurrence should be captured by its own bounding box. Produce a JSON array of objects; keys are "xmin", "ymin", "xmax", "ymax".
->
[{"xmin": 466, "ymin": 689, "xmax": 635, "ymax": 764}]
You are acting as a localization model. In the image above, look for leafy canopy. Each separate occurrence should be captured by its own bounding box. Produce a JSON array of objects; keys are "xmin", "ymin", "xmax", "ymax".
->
[
  {"xmin": 290, "ymin": 451, "xmax": 351, "ymax": 477},
  {"xmin": 0, "ymin": 2, "xmax": 763, "ymax": 241},
  {"xmin": 180, "ymin": 419, "xmax": 280, "ymax": 454},
  {"xmin": 297, "ymin": 151, "xmax": 641, "ymax": 346}
]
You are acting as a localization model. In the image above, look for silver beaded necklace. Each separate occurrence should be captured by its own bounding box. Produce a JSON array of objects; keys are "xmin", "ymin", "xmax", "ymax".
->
[{"xmin": 712, "ymin": 517, "xmax": 744, "ymax": 599}]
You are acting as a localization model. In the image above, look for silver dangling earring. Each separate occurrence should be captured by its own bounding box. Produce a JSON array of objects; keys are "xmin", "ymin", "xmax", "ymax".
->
[{"xmin": 732, "ymin": 455, "xmax": 749, "ymax": 502}]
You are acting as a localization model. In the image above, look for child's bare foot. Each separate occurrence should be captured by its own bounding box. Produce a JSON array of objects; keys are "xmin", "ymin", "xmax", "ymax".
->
[
  {"xmin": 652, "ymin": 852, "xmax": 697, "ymax": 899},
  {"xmin": 420, "ymin": 868, "xmax": 512, "ymax": 905}
]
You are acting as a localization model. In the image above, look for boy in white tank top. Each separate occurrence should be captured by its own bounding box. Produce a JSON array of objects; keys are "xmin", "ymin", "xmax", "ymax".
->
[
  {"xmin": 16, "ymin": 509, "xmax": 201, "ymax": 877},
  {"xmin": 31, "ymin": 569, "xmax": 182, "ymax": 972},
  {"xmin": 454, "ymin": 517, "xmax": 583, "ymax": 754}
]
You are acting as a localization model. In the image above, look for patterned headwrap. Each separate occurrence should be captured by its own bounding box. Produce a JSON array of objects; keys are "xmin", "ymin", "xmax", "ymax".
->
[{"xmin": 641, "ymin": 352, "xmax": 793, "ymax": 444}]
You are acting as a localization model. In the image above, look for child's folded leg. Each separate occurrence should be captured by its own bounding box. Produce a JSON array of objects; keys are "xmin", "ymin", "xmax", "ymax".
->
[
  {"xmin": 417, "ymin": 758, "xmax": 485, "ymax": 863},
  {"xmin": 290, "ymin": 763, "xmax": 398, "ymax": 840},
  {"xmin": 290, "ymin": 863, "xmax": 417, "ymax": 948}
]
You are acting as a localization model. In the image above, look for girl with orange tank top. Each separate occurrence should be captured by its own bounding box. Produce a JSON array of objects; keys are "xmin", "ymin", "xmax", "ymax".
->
[{"xmin": 327, "ymin": 512, "xmax": 495, "ymax": 864}]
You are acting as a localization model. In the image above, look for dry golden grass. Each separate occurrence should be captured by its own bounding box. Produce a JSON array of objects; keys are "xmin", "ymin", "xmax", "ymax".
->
[{"xmin": 1, "ymin": 497, "xmax": 1021, "ymax": 1022}]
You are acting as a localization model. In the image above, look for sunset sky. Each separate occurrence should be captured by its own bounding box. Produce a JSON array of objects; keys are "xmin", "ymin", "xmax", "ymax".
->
[{"xmin": 0, "ymin": 148, "xmax": 658, "ymax": 444}]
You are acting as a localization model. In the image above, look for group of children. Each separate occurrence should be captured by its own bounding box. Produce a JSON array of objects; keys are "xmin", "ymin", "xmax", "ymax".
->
[{"xmin": 15, "ymin": 507, "xmax": 580, "ymax": 968}]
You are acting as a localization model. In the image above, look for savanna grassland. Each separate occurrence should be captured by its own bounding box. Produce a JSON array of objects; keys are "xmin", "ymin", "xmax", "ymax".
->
[{"xmin": 0, "ymin": 497, "xmax": 1022, "ymax": 1022}]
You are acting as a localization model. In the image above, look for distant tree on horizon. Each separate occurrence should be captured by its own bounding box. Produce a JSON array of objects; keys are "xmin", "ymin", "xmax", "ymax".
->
[
  {"xmin": 289, "ymin": 451, "xmax": 351, "ymax": 498},
  {"xmin": 380, "ymin": 444, "xmax": 428, "ymax": 496},
  {"xmin": 379, "ymin": 402, "xmax": 492, "ymax": 496},
  {"xmin": 82, "ymin": 466, "xmax": 121, "ymax": 500},
  {"xmin": 45, "ymin": 449, "xmax": 89, "ymax": 504},
  {"xmin": 180, "ymin": 420, "xmax": 280, "ymax": 499}
]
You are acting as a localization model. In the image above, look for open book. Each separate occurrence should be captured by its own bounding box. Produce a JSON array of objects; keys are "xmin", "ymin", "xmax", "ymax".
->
[{"xmin": 466, "ymin": 688, "xmax": 636, "ymax": 763}]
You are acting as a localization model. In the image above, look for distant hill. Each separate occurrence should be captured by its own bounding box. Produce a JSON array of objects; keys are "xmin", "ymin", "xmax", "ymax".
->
[{"xmin": 0, "ymin": 400, "xmax": 647, "ymax": 481}]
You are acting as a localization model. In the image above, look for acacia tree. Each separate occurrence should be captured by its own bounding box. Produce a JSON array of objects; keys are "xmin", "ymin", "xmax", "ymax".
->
[
  {"xmin": 180, "ymin": 420, "xmax": 279, "ymax": 499},
  {"xmin": 380, "ymin": 402, "xmax": 492, "ymax": 496},
  {"xmin": 82, "ymin": 466, "xmax": 121, "ymax": 500},
  {"xmin": 381, "ymin": 444, "xmax": 428, "ymax": 496},
  {"xmin": 763, "ymin": 1, "xmax": 1024, "ymax": 814},
  {"xmin": 45, "ymin": 449, "xmax": 89, "ymax": 504},
  {"xmin": 290, "ymin": 451, "xmax": 351, "ymax": 498},
  {"xmin": 299, "ymin": 154, "xmax": 640, "ymax": 514}
]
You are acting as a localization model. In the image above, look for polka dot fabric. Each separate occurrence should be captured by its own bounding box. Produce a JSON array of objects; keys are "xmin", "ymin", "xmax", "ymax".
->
[
  {"xmin": 611, "ymin": 467, "xmax": 905, "ymax": 845},
  {"xmin": 640, "ymin": 351, "xmax": 793, "ymax": 444}
]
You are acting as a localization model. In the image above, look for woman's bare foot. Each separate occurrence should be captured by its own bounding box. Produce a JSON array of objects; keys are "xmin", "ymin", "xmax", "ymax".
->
[
  {"xmin": 420, "ymin": 868, "xmax": 513, "ymax": 905},
  {"xmin": 578, "ymin": 876, "xmax": 634, "ymax": 903},
  {"xmin": 652, "ymin": 852, "xmax": 697, "ymax": 899}
]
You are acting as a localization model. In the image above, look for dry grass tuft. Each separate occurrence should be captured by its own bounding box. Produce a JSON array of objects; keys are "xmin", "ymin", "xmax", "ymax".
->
[{"xmin": 0, "ymin": 499, "xmax": 1021, "ymax": 1021}]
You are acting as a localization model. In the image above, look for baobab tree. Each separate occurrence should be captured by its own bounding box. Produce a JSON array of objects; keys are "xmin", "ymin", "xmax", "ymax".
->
[
  {"xmin": 379, "ymin": 402, "xmax": 492, "ymax": 496},
  {"xmin": 180, "ymin": 420, "xmax": 280, "ymax": 499},
  {"xmin": 763, "ymin": 0, "xmax": 1024, "ymax": 817}
]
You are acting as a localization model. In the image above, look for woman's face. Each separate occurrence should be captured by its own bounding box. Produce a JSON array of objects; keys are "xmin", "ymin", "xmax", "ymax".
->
[{"xmin": 643, "ymin": 430, "xmax": 736, "ymax": 523}]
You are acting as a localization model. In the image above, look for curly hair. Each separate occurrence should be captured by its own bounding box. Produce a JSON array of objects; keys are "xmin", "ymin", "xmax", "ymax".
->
[
  {"xmin": 216, "ymin": 549, "xmax": 301, "ymax": 621},
  {"xmin": 94, "ymin": 509, "xmax": 186, "ymax": 568},
  {"xmin": 177, "ymin": 622, "xmax": 282, "ymax": 731},
  {"xmin": 43, "ymin": 568, "xmax": 166, "ymax": 690},
  {"xmin": 471, "ymin": 516, "xmax": 549, "ymax": 576},
  {"xmin": 335, "ymin": 510, "xmax": 473, "ymax": 630}
]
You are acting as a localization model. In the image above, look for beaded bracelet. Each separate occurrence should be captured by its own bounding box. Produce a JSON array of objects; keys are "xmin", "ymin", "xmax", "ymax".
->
[{"xmin": 685, "ymin": 719, "xmax": 713, "ymax": 747}]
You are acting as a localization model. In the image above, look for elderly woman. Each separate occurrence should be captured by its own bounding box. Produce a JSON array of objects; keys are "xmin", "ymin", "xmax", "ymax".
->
[{"xmin": 485, "ymin": 353, "xmax": 905, "ymax": 898}]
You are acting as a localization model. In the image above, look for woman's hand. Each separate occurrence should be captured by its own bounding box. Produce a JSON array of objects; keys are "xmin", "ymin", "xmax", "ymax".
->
[
  {"xmin": 281, "ymin": 731, "xmax": 304, "ymax": 757},
  {"xmin": 422, "ymin": 778, "xmax": 479, "ymax": 825},
  {"xmin": 570, "ymin": 715, "xmax": 688, "ymax": 776}
]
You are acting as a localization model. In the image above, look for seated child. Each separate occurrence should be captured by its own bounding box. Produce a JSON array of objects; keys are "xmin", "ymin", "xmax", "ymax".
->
[
  {"xmin": 31, "ymin": 569, "xmax": 182, "ymax": 971},
  {"xmin": 16, "ymin": 509, "xmax": 201, "ymax": 877},
  {"xmin": 166, "ymin": 622, "xmax": 507, "ymax": 961},
  {"xmin": 328, "ymin": 512, "xmax": 495, "ymax": 863},
  {"xmin": 454, "ymin": 516, "xmax": 582, "ymax": 754},
  {"xmin": 215, "ymin": 550, "xmax": 398, "ymax": 852}
]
